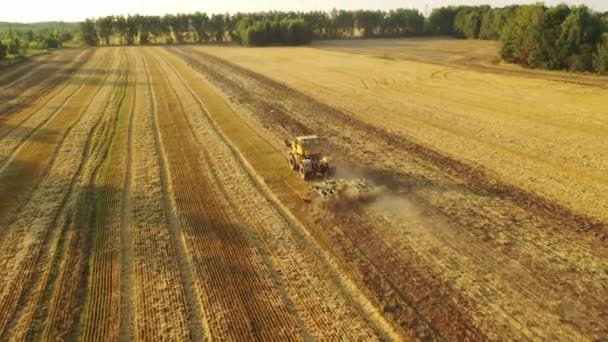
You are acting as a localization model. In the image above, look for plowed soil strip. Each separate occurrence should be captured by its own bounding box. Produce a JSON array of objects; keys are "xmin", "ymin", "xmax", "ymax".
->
[
  {"xmin": 147, "ymin": 50, "xmax": 302, "ymax": 340},
  {"xmin": 126, "ymin": 54, "xmax": 191, "ymax": 340},
  {"xmin": 0, "ymin": 48, "xmax": 120, "ymax": 340}
]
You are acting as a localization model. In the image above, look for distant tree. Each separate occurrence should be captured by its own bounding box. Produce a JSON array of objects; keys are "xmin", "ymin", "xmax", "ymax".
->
[
  {"xmin": 427, "ymin": 7, "xmax": 459, "ymax": 35},
  {"xmin": 137, "ymin": 16, "xmax": 154, "ymax": 44},
  {"xmin": 558, "ymin": 6, "xmax": 603, "ymax": 71},
  {"xmin": 79, "ymin": 19, "xmax": 98, "ymax": 46},
  {"xmin": 237, "ymin": 16, "xmax": 311, "ymax": 46},
  {"xmin": 6, "ymin": 38, "xmax": 21, "ymax": 55},
  {"xmin": 43, "ymin": 36, "xmax": 61, "ymax": 48},
  {"xmin": 500, "ymin": 4, "xmax": 546, "ymax": 67},
  {"xmin": 97, "ymin": 16, "xmax": 114, "ymax": 45},
  {"xmin": 113, "ymin": 16, "xmax": 128, "ymax": 44},
  {"xmin": 538, "ymin": 4, "xmax": 571, "ymax": 69},
  {"xmin": 355, "ymin": 10, "xmax": 383, "ymax": 37},
  {"xmin": 125, "ymin": 15, "xmax": 138, "ymax": 45},
  {"xmin": 332, "ymin": 10, "xmax": 355, "ymax": 37},
  {"xmin": 0, "ymin": 42, "xmax": 6, "ymax": 60},
  {"xmin": 191, "ymin": 12, "xmax": 210, "ymax": 42},
  {"xmin": 454, "ymin": 6, "xmax": 489, "ymax": 39},
  {"xmin": 210, "ymin": 14, "xmax": 226, "ymax": 42},
  {"xmin": 383, "ymin": 9, "xmax": 425, "ymax": 37},
  {"xmin": 593, "ymin": 41, "xmax": 608, "ymax": 74},
  {"xmin": 24, "ymin": 30, "xmax": 35, "ymax": 42}
]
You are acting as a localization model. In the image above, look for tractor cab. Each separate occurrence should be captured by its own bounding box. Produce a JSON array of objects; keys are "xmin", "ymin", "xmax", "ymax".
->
[{"xmin": 294, "ymin": 135, "xmax": 321, "ymax": 157}]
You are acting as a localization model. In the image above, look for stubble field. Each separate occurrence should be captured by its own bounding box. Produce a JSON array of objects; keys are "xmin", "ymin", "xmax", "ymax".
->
[{"xmin": 0, "ymin": 38, "xmax": 606, "ymax": 340}]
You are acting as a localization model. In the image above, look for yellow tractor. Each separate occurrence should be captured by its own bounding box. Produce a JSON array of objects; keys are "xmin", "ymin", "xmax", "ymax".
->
[{"xmin": 285, "ymin": 135, "xmax": 334, "ymax": 180}]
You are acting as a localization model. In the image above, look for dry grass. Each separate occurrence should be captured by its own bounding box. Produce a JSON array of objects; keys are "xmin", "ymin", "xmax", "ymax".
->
[
  {"xmin": 194, "ymin": 40, "xmax": 608, "ymax": 223},
  {"xmin": 0, "ymin": 48, "xmax": 121, "ymax": 338},
  {"xmin": 1, "ymin": 39, "xmax": 605, "ymax": 340},
  {"xmin": 156, "ymin": 47, "xmax": 394, "ymax": 339},
  {"xmin": 179, "ymin": 40, "xmax": 608, "ymax": 340}
]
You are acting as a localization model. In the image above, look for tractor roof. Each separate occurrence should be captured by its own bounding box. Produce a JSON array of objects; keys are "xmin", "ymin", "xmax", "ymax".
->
[{"xmin": 296, "ymin": 135, "xmax": 319, "ymax": 142}]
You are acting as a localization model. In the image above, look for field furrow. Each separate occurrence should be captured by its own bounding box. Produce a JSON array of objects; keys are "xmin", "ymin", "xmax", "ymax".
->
[
  {"xmin": 0, "ymin": 39, "xmax": 603, "ymax": 340},
  {"xmin": 172, "ymin": 45, "xmax": 607, "ymax": 340},
  {"xmin": 0, "ymin": 48, "xmax": 111, "ymax": 231},
  {"xmin": 157, "ymin": 48, "xmax": 400, "ymax": 339},
  {"xmin": 39, "ymin": 48, "xmax": 128, "ymax": 341},
  {"xmin": 75, "ymin": 47, "xmax": 135, "ymax": 342},
  {"xmin": 126, "ymin": 54, "xmax": 192, "ymax": 340},
  {"xmin": 146, "ymin": 49, "xmax": 305, "ymax": 340},
  {"xmin": 0, "ymin": 48, "xmax": 122, "ymax": 340}
]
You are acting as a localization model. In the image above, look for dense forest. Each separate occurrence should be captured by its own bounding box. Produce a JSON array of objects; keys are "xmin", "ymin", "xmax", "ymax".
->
[{"xmin": 427, "ymin": 4, "xmax": 608, "ymax": 73}]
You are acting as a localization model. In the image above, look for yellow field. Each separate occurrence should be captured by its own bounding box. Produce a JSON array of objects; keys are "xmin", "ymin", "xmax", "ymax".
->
[
  {"xmin": 196, "ymin": 39, "xmax": 608, "ymax": 223},
  {"xmin": 0, "ymin": 38, "xmax": 606, "ymax": 340}
]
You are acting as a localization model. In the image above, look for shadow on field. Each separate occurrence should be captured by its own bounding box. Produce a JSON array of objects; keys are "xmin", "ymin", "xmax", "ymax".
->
[
  {"xmin": 62, "ymin": 74, "xmax": 142, "ymax": 87},
  {"xmin": 0, "ymin": 122, "xmax": 60, "ymax": 144}
]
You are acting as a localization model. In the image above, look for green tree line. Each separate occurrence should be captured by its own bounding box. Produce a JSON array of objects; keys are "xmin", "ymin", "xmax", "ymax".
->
[
  {"xmin": 0, "ymin": 24, "xmax": 75, "ymax": 61},
  {"xmin": 78, "ymin": 9, "xmax": 426, "ymax": 47},
  {"xmin": 427, "ymin": 4, "xmax": 608, "ymax": 73}
]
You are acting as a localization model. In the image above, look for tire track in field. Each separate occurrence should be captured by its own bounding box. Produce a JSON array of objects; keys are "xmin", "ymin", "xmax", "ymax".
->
[
  {"xmin": 147, "ymin": 49, "xmax": 303, "ymax": 340},
  {"xmin": 152, "ymin": 51, "xmax": 305, "ymax": 340},
  {"xmin": 157, "ymin": 49, "xmax": 405, "ymax": 340},
  {"xmin": 0, "ymin": 48, "xmax": 122, "ymax": 340},
  {"xmin": 125, "ymin": 54, "xmax": 191, "ymax": 341}
]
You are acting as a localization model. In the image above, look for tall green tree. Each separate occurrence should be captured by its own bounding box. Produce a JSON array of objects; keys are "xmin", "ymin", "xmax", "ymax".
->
[
  {"xmin": 355, "ymin": 10, "xmax": 383, "ymax": 37},
  {"xmin": 593, "ymin": 41, "xmax": 608, "ymax": 73},
  {"xmin": 210, "ymin": 14, "xmax": 226, "ymax": 42},
  {"xmin": 0, "ymin": 42, "xmax": 7, "ymax": 60},
  {"xmin": 79, "ymin": 19, "xmax": 98, "ymax": 46},
  {"xmin": 191, "ymin": 12, "xmax": 210, "ymax": 42},
  {"xmin": 500, "ymin": 4, "xmax": 546, "ymax": 67},
  {"xmin": 427, "ymin": 7, "xmax": 459, "ymax": 35},
  {"xmin": 97, "ymin": 16, "xmax": 114, "ymax": 45},
  {"xmin": 558, "ymin": 6, "xmax": 603, "ymax": 71}
]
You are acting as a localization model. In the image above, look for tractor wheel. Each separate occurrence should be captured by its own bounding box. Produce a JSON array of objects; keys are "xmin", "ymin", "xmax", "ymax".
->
[
  {"xmin": 300, "ymin": 165, "xmax": 311, "ymax": 180},
  {"xmin": 289, "ymin": 155, "xmax": 297, "ymax": 171}
]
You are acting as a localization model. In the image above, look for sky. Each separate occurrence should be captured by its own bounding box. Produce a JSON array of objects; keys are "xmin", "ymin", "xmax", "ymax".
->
[{"xmin": 2, "ymin": 0, "xmax": 607, "ymax": 23}]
